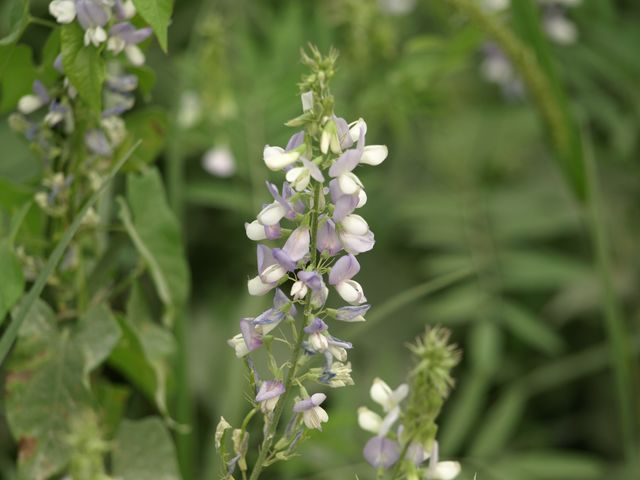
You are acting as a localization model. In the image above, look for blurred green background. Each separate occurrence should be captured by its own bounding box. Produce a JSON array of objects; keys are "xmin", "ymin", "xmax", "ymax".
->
[{"xmin": 2, "ymin": 0, "xmax": 640, "ymax": 479}]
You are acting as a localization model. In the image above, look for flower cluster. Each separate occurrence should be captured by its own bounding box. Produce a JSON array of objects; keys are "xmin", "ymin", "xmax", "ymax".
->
[
  {"xmin": 10, "ymin": 1, "xmax": 154, "ymax": 222},
  {"xmin": 220, "ymin": 47, "xmax": 387, "ymax": 478},
  {"xmin": 358, "ymin": 327, "xmax": 461, "ymax": 479},
  {"xmin": 480, "ymin": 0, "xmax": 581, "ymax": 96}
]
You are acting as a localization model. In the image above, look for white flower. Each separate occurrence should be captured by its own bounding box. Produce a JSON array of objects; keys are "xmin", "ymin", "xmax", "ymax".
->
[
  {"xmin": 263, "ymin": 145, "xmax": 300, "ymax": 171},
  {"xmin": 260, "ymin": 264, "xmax": 287, "ymax": 284},
  {"xmin": 357, "ymin": 188, "xmax": 367, "ymax": 208},
  {"xmin": 202, "ymin": 146, "xmax": 236, "ymax": 177},
  {"xmin": 84, "ymin": 27, "xmax": 107, "ymax": 47},
  {"xmin": 348, "ymin": 118, "xmax": 367, "ymax": 143},
  {"xmin": 257, "ymin": 201, "xmax": 287, "ymax": 226},
  {"xmin": 295, "ymin": 393, "xmax": 329, "ymax": 430},
  {"xmin": 308, "ymin": 332, "xmax": 329, "ymax": 352},
  {"xmin": 17, "ymin": 95, "xmax": 44, "ymax": 114},
  {"xmin": 227, "ymin": 334, "xmax": 249, "ymax": 357},
  {"xmin": 247, "ymin": 276, "xmax": 275, "ymax": 296},
  {"xmin": 358, "ymin": 407, "xmax": 383, "ymax": 434},
  {"xmin": 335, "ymin": 279, "xmax": 366, "ymax": 305},
  {"xmin": 341, "ymin": 214, "xmax": 369, "ymax": 236},
  {"xmin": 360, "ymin": 145, "xmax": 388, "ymax": 166},
  {"xmin": 124, "ymin": 44, "xmax": 145, "ymax": 66},
  {"xmin": 370, "ymin": 378, "xmax": 408, "ymax": 412},
  {"xmin": 432, "ymin": 461, "xmax": 462, "ymax": 480},
  {"xmin": 337, "ymin": 171, "xmax": 364, "ymax": 195},
  {"xmin": 290, "ymin": 280, "xmax": 308, "ymax": 300},
  {"xmin": 245, "ymin": 220, "xmax": 267, "ymax": 241},
  {"xmin": 544, "ymin": 14, "xmax": 578, "ymax": 45},
  {"xmin": 177, "ymin": 90, "xmax": 202, "ymax": 128},
  {"xmin": 49, "ymin": 0, "xmax": 76, "ymax": 23},
  {"xmin": 120, "ymin": 0, "xmax": 137, "ymax": 18},
  {"xmin": 286, "ymin": 166, "xmax": 311, "ymax": 191}
]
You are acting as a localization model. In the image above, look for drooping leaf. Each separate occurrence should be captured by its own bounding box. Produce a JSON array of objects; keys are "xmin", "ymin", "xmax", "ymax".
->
[
  {"xmin": 131, "ymin": 0, "xmax": 173, "ymax": 52},
  {"xmin": 60, "ymin": 23, "xmax": 105, "ymax": 113},
  {"xmin": 500, "ymin": 301, "xmax": 564, "ymax": 356},
  {"xmin": 0, "ymin": 0, "xmax": 30, "ymax": 46},
  {"xmin": 0, "ymin": 240, "xmax": 24, "ymax": 325},
  {"xmin": 119, "ymin": 168, "xmax": 189, "ymax": 325},
  {"xmin": 112, "ymin": 418, "xmax": 181, "ymax": 480}
]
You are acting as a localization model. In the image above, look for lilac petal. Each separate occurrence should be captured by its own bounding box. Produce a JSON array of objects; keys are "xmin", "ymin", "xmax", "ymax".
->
[
  {"xmin": 106, "ymin": 74, "xmax": 138, "ymax": 92},
  {"xmin": 301, "ymin": 157, "xmax": 324, "ymax": 182},
  {"xmin": 304, "ymin": 317, "xmax": 328, "ymax": 334},
  {"xmin": 339, "ymin": 230, "xmax": 375, "ymax": 255},
  {"xmin": 113, "ymin": 0, "xmax": 129, "ymax": 20},
  {"xmin": 264, "ymin": 224, "xmax": 281, "ymax": 240},
  {"xmin": 286, "ymin": 131, "xmax": 305, "ymax": 151},
  {"xmin": 334, "ymin": 116, "xmax": 352, "ymax": 149},
  {"xmin": 33, "ymin": 80, "xmax": 50, "ymax": 103},
  {"xmin": 327, "ymin": 335, "xmax": 352, "ymax": 349},
  {"xmin": 272, "ymin": 248, "xmax": 296, "ymax": 271},
  {"xmin": 316, "ymin": 218, "xmax": 342, "ymax": 256},
  {"xmin": 282, "ymin": 182, "xmax": 305, "ymax": 215},
  {"xmin": 110, "ymin": 22, "xmax": 152, "ymax": 44},
  {"xmin": 336, "ymin": 304, "xmax": 371, "ymax": 321},
  {"xmin": 273, "ymin": 288, "xmax": 289, "ymax": 309},
  {"xmin": 332, "ymin": 194, "xmax": 359, "ymax": 223},
  {"xmin": 328, "ymin": 179, "xmax": 341, "ymax": 204},
  {"xmin": 328, "ymin": 148, "xmax": 362, "ymax": 178},
  {"xmin": 293, "ymin": 393, "xmax": 326, "ymax": 412},
  {"xmin": 53, "ymin": 54, "xmax": 64, "ymax": 73},
  {"xmin": 76, "ymin": 0, "xmax": 109, "ymax": 29},
  {"xmin": 240, "ymin": 319, "xmax": 262, "ymax": 352},
  {"xmin": 257, "ymin": 244, "xmax": 279, "ymax": 275},
  {"xmin": 253, "ymin": 307, "xmax": 284, "ymax": 326},
  {"xmin": 282, "ymin": 226, "xmax": 310, "ymax": 262},
  {"xmin": 408, "ymin": 442, "xmax": 425, "ymax": 466},
  {"xmin": 329, "ymin": 254, "xmax": 360, "ymax": 285},
  {"xmin": 310, "ymin": 282, "xmax": 328, "ymax": 308},
  {"xmin": 85, "ymin": 129, "xmax": 112, "ymax": 156},
  {"xmin": 363, "ymin": 437, "xmax": 400, "ymax": 469},
  {"xmin": 298, "ymin": 271, "xmax": 323, "ymax": 291},
  {"xmin": 255, "ymin": 380, "xmax": 285, "ymax": 402}
]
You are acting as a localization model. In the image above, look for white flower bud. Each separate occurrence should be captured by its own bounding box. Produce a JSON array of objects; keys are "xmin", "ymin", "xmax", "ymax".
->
[
  {"xmin": 360, "ymin": 145, "xmax": 388, "ymax": 166},
  {"xmin": 125, "ymin": 45, "xmax": 145, "ymax": 66},
  {"xmin": 301, "ymin": 91, "xmax": 313, "ymax": 111},
  {"xmin": 290, "ymin": 280, "xmax": 308, "ymax": 300},
  {"xmin": 121, "ymin": 0, "xmax": 137, "ymax": 18},
  {"xmin": 349, "ymin": 118, "xmax": 367, "ymax": 142},
  {"xmin": 341, "ymin": 214, "xmax": 369, "ymax": 236},
  {"xmin": 335, "ymin": 280, "xmax": 366, "ymax": 305},
  {"xmin": 84, "ymin": 27, "xmax": 107, "ymax": 47},
  {"xmin": 227, "ymin": 334, "xmax": 249, "ymax": 357},
  {"xmin": 357, "ymin": 189, "xmax": 367, "ymax": 208},
  {"xmin": 49, "ymin": 0, "xmax": 76, "ymax": 24},
  {"xmin": 370, "ymin": 378, "xmax": 409, "ymax": 412},
  {"xmin": 358, "ymin": 407, "xmax": 383, "ymax": 434},
  {"xmin": 17, "ymin": 95, "xmax": 44, "ymax": 115},
  {"xmin": 203, "ymin": 146, "xmax": 236, "ymax": 177},
  {"xmin": 245, "ymin": 220, "xmax": 267, "ymax": 241},
  {"xmin": 261, "ymin": 264, "xmax": 286, "ymax": 284},
  {"xmin": 107, "ymin": 36, "xmax": 126, "ymax": 54},
  {"xmin": 261, "ymin": 396, "xmax": 279, "ymax": 413},
  {"xmin": 257, "ymin": 201, "xmax": 286, "ymax": 226},
  {"xmin": 320, "ymin": 129, "xmax": 330, "ymax": 154},
  {"xmin": 285, "ymin": 167, "xmax": 311, "ymax": 192},
  {"xmin": 247, "ymin": 276, "xmax": 274, "ymax": 296},
  {"xmin": 263, "ymin": 146, "xmax": 300, "ymax": 170}
]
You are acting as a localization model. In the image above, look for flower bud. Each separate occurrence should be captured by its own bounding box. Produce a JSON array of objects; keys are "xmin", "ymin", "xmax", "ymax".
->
[
  {"xmin": 264, "ymin": 145, "xmax": 300, "ymax": 171},
  {"xmin": 335, "ymin": 279, "xmax": 367, "ymax": 305},
  {"xmin": 285, "ymin": 166, "xmax": 311, "ymax": 192},
  {"xmin": 17, "ymin": 95, "xmax": 44, "ymax": 115},
  {"xmin": 360, "ymin": 145, "xmax": 388, "ymax": 166},
  {"xmin": 308, "ymin": 332, "xmax": 329, "ymax": 352},
  {"xmin": 291, "ymin": 280, "xmax": 308, "ymax": 300},
  {"xmin": 245, "ymin": 221, "xmax": 267, "ymax": 241},
  {"xmin": 257, "ymin": 201, "xmax": 286, "ymax": 226},
  {"xmin": 49, "ymin": 0, "xmax": 77, "ymax": 24},
  {"xmin": 338, "ymin": 172, "xmax": 363, "ymax": 195},
  {"xmin": 341, "ymin": 214, "xmax": 369, "ymax": 236},
  {"xmin": 358, "ymin": 407, "xmax": 382, "ymax": 434},
  {"xmin": 248, "ymin": 276, "xmax": 274, "ymax": 296}
]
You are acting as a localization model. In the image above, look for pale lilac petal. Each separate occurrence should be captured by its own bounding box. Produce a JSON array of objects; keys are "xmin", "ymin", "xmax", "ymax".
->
[
  {"xmin": 327, "ymin": 335, "xmax": 352, "ymax": 349},
  {"xmin": 332, "ymin": 194, "xmax": 359, "ymax": 222},
  {"xmin": 329, "ymin": 254, "xmax": 360, "ymax": 285},
  {"xmin": 316, "ymin": 218, "xmax": 342, "ymax": 256},
  {"xmin": 256, "ymin": 244, "xmax": 274, "ymax": 274},
  {"xmin": 334, "ymin": 116, "xmax": 352, "ymax": 149},
  {"xmin": 293, "ymin": 393, "xmax": 326, "ymax": 412},
  {"xmin": 76, "ymin": 0, "xmax": 109, "ymax": 29},
  {"xmin": 286, "ymin": 131, "xmax": 305, "ymax": 151},
  {"xmin": 304, "ymin": 317, "xmax": 328, "ymax": 334},
  {"xmin": 339, "ymin": 230, "xmax": 375, "ymax": 255},
  {"xmin": 272, "ymin": 248, "xmax": 296, "ymax": 271},
  {"xmin": 335, "ymin": 304, "xmax": 370, "ymax": 321},
  {"xmin": 301, "ymin": 157, "xmax": 324, "ymax": 182},
  {"xmin": 328, "ymin": 148, "xmax": 361, "ymax": 177},
  {"xmin": 298, "ymin": 271, "xmax": 323, "ymax": 291},
  {"xmin": 256, "ymin": 380, "xmax": 285, "ymax": 402},
  {"xmin": 363, "ymin": 437, "xmax": 400, "ymax": 469},
  {"xmin": 265, "ymin": 224, "xmax": 281, "ymax": 240},
  {"xmin": 282, "ymin": 226, "xmax": 310, "ymax": 262},
  {"xmin": 240, "ymin": 319, "xmax": 262, "ymax": 352}
]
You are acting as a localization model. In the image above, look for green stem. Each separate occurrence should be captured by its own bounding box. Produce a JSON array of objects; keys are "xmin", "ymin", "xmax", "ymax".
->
[{"xmin": 249, "ymin": 182, "xmax": 322, "ymax": 480}]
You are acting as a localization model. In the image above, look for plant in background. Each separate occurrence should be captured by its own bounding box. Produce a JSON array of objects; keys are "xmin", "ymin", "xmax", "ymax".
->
[
  {"xmin": 359, "ymin": 327, "xmax": 461, "ymax": 480},
  {"xmin": 0, "ymin": 1, "xmax": 185, "ymax": 479},
  {"xmin": 216, "ymin": 45, "xmax": 388, "ymax": 479}
]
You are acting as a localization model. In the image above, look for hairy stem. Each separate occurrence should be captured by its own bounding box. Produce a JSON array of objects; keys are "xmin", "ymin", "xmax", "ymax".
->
[{"xmin": 249, "ymin": 182, "xmax": 322, "ymax": 480}]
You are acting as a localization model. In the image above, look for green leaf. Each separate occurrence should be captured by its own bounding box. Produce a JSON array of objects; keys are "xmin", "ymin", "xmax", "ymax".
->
[
  {"xmin": 112, "ymin": 418, "xmax": 181, "ymax": 480},
  {"xmin": 500, "ymin": 301, "xmax": 564, "ymax": 356},
  {"xmin": 109, "ymin": 284, "xmax": 175, "ymax": 416},
  {"xmin": 132, "ymin": 0, "xmax": 173, "ymax": 52},
  {"xmin": 6, "ymin": 326, "xmax": 92, "ymax": 479},
  {"xmin": 119, "ymin": 168, "xmax": 189, "ymax": 325},
  {"xmin": 60, "ymin": 23, "xmax": 105, "ymax": 113},
  {"xmin": 0, "ymin": 240, "xmax": 24, "ymax": 326},
  {"xmin": 75, "ymin": 304, "xmax": 121, "ymax": 383},
  {"xmin": 0, "ymin": 0, "xmax": 30, "ymax": 46},
  {"xmin": 0, "ymin": 44, "xmax": 37, "ymax": 112},
  {"xmin": 122, "ymin": 107, "xmax": 168, "ymax": 167},
  {"xmin": 495, "ymin": 451, "xmax": 605, "ymax": 479}
]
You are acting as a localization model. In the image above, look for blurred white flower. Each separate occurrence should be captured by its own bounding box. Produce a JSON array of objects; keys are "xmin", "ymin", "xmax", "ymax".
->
[
  {"xmin": 378, "ymin": 0, "xmax": 417, "ymax": 16},
  {"xmin": 202, "ymin": 146, "xmax": 236, "ymax": 177},
  {"xmin": 177, "ymin": 90, "xmax": 202, "ymax": 128}
]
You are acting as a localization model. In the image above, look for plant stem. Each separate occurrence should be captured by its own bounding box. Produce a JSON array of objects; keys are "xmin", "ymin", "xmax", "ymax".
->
[{"xmin": 249, "ymin": 182, "xmax": 322, "ymax": 480}]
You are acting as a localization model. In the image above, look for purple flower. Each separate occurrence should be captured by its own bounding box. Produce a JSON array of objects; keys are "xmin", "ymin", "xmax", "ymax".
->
[
  {"xmin": 338, "ymin": 229, "xmax": 375, "ymax": 255},
  {"xmin": 76, "ymin": 0, "xmax": 109, "ymax": 29},
  {"xmin": 297, "ymin": 271, "xmax": 323, "ymax": 291},
  {"xmin": 286, "ymin": 131, "xmax": 305, "ymax": 151},
  {"xmin": 240, "ymin": 319, "xmax": 262, "ymax": 353},
  {"xmin": 334, "ymin": 304, "xmax": 370, "ymax": 322},
  {"xmin": 85, "ymin": 129, "xmax": 112, "ymax": 156},
  {"xmin": 329, "ymin": 254, "xmax": 366, "ymax": 305},
  {"xmin": 256, "ymin": 380, "xmax": 285, "ymax": 413},
  {"xmin": 272, "ymin": 226, "xmax": 310, "ymax": 271},
  {"xmin": 363, "ymin": 436, "xmax": 400, "ymax": 469},
  {"xmin": 305, "ymin": 317, "xmax": 329, "ymax": 352},
  {"xmin": 293, "ymin": 393, "xmax": 329, "ymax": 430},
  {"xmin": 304, "ymin": 317, "xmax": 328, "ymax": 334},
  {"xmin": 254, "ymin": 288, "xmax": 297, "ymax": 334},
  {"xmin": 316, "ymin": 217, "xmax": 342, "ymax": 256}
]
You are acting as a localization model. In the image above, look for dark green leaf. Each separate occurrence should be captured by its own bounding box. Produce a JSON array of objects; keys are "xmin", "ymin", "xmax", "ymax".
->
[
  {"xmin": 60, "ymin": 23, "xmax": 104, "ymax": 113},
  {"xmin": 0, "ymin": 240, "xmax": 24, "ymax": 325},
  {"xmin": 0, "ymin": 44, "xmax": 37, "ymax": 112},
  {"xmin": 122, "ymin": 107, "xmax": 168, "ymax": 167},
  {"xmin": 132, "ymin": 0, "xmax": 173, "ymax": 52},
  {"xmin": 0, "ymin": 0, "xmax": 30, "ymax": 46},
  {"xmin": 75, "ymin": 304, "xmax": 121, "ymax": 382}
]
